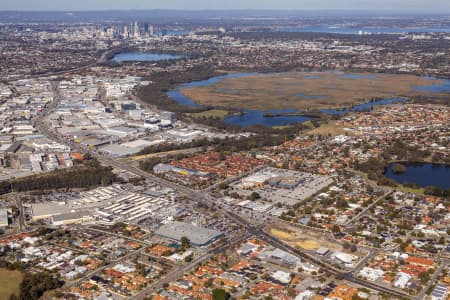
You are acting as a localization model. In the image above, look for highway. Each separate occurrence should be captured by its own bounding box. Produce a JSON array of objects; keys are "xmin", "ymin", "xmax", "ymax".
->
[{"xmin": 97, "ymin": 156, "xmax": 417, "ymax": 299}]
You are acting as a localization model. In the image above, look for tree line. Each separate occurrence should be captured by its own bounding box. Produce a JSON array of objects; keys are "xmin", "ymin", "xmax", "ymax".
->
[
  {"xmin": 0, "ymin": 159, "xmax": 120, "ymax": 195},
  {"xmin": 136, "ymin": 64, "xmax": 219, "ymax": 114},
  {"xmin": 138, "ymin": 133, "xmax": 292, "ymax": 156}
]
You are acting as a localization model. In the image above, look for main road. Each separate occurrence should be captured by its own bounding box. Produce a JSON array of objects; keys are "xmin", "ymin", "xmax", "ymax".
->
[
  {"xmin": 38, "ymin": 80, "xmax": 415, "ymax": 300},
  {"xmin": 96, "ymin": 156, "xmax": 413, "ymax": 300}
]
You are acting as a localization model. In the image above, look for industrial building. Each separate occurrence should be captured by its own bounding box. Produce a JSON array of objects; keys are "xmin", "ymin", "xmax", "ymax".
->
[
  {"xmin": 52, "ymin": 211, "xmax": 93, "ymax": 226},
  {"xmin": 29, "ymin": 185, "xmax": 178, "ymax": 227},
  {"xmin": 155, "ymin": 221, "xmax": 223, "ymax": 246}
]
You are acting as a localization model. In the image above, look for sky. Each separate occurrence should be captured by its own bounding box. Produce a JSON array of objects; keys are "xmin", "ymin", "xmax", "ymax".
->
[{"xmin": 0, "ymin": 0, "xmax": 449, "ymax": 12}]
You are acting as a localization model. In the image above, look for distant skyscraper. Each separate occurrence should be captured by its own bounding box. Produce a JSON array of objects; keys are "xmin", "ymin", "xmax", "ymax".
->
[
  {"xmin": 149, "ymin": 25, "xmax": 154, "ymax": 36},
  {"xmin": 144, "ymin": 23, "xmax": 154, "ymax": 36},
  {"xmin": 133, "ymin": 21, "xmax": 139, "ymax": 38},
  {"xmin": 123, "ymin": 25, "xmax": 129, "ymax": 38}
]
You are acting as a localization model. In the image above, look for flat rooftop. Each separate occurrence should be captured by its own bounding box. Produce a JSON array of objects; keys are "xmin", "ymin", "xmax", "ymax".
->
[
  {"xmin": 155, "ymin": 221, "xmax": 223, "ymax": 246},
  {"xmin": 31, "ymin": 202, "xmax": 73, "ymax": 217}
]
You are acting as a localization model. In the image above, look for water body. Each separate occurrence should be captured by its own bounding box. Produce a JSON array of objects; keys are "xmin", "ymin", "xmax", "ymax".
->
[
  {"xmin": 304, "ymin": 75, "xmax": 320, "ymax": 79},
  {"xmin": 167, "ymin": 73, "xmax": 258, "ymax": 108},
  {"xmin": 111, "ymin": 52, "xmax": 183, "ymax": 63},
  {"xmin": 279, "ymin": 26, "xmax": 450, "ymax": 34},
  {"xmin": 225, "ymin": 109, "xmax": 310, "ymax": 127},
  {"xmin": 167, "ymin": 72, "xmax": 446, "ymax": 127},
  {"xmin": 413, "ymin": 80, "xmax": 450, "ymax": 93},
  {"xmin": 385, "ymin": 163, "xmax": 450, "ymax": 190},
  {"xmin": 320, "ymin": 97, "xmax": 407, "ymax": 116},
  {"xmin": 341, "ymin": 74, "xmax": 377, "ymax": 80},
  {"xmin": 296, "ymin": 93, "xmax": 326, "ymax": 100}
]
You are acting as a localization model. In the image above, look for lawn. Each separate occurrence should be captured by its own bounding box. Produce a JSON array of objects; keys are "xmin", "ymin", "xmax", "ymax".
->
[
  {"xmin": 0, "ymin": 268, "xmax": 23, "ymax": 299},
  {"xmin": 396, "ymin": 185, "xmax": 425, "ymax": 195}
]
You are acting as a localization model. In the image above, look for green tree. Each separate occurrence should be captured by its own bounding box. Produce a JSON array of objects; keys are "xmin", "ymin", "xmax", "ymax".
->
[
  {"xmin": 419, "ymin": 272, "xmax": 430, "ymax": 284},
  {"xmin": 212, "ymin": 288, "xmax": 229, "ymax": 300},
  {"xmin": 218, "ymin": 182, "xmax": 229, "ymax": 190},
  {"xmin": 332, "ymin": 225, "xmax": 341, "ymax": 233},
  {"xmin": 248, "ymin": 192, "xmax": 261, "ymax": 201},
  {"xmin": 181, "ymin": 236, "xmax": 190, "ymax": 250},
  {"xmin": 18, "ymin": 272, "xmax": 63, "ymax": 300}
]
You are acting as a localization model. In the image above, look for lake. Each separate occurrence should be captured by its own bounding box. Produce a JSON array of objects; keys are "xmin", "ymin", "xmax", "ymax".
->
[
  {"xmin": 320, "ymin": 97, "xmax": 407, "ymax": 116},
  {"xmin": 167, "ymin": 72, "xmax": 448, "ymax": 127},
  {"xmin": 111, "ymin": 52, "xmax": 183, "ymax": 63},
  {"xmin": 167, "ymin": 73, "xmax": 257, "ymax": 108},
  {"xmin": 385, "ymin": 163, "xmax": 450, "ymax": 190},
  {"xmin": 225, "ymin": 109, "xmax": 310, "ymax": 127}
]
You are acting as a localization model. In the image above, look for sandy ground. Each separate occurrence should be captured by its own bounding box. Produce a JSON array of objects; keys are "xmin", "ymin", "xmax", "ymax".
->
[{"xmin": 269, "ymin": 224, "xmax": 342, "ymax": 251}]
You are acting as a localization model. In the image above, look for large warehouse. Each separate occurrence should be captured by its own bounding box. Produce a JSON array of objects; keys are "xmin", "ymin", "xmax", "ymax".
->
[{"xmin": 155, "ymin": 221, "xmax": 223, "ymax": 246}]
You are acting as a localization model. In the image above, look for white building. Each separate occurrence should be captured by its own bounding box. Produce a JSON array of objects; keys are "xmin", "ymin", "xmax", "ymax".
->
[
  {"xmin": 394, "ymin": 272, "xmax": 411, "ymax": 289},
  {"xmin": 358, "ymin": 267, "xmax": 384, "ymax": 281},
  {"xmin": 271, "ymin": 270, "xmax": 292, "ymax": 284}
]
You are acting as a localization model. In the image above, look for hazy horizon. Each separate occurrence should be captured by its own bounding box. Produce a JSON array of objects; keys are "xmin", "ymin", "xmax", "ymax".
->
[{"xmin": 1, "ymin": 0, "xmax": 449, "ymax": 13}]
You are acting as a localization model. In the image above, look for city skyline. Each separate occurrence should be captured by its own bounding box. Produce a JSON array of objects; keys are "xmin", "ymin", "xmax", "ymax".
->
[{"xmin": 1, "ymin": 0, "xmax": 450, "ymax": 12}]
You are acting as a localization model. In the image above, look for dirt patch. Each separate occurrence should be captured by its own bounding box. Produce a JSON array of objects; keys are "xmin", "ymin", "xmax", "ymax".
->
[
  {"xmin": 268, "ymin": 223, "xmax": 342, "ymax": 251},
  {"xmin": 0, "ymin": 268, "xmax": 23, "ymax": 299},
  {"xmin": 295, "ymin": 240, "xmax": 321, "ymax": 250}
]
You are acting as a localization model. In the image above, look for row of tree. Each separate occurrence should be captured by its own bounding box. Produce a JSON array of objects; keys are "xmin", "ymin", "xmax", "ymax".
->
[
  {"xmin": 0, "ymin": 159, "xmax": 120, "ymax": 195},
  {"xmin": 138, "ymin": 133, "xmax": 293, "ymax": 157}
]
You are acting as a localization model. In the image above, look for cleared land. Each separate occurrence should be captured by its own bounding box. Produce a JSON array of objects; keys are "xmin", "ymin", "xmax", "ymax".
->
[
  {"xmin": 307, "ymin": 121, "xmax": 347, "ymax": 136},
  {"xmin": 268, "ymin": 224, "xmax": 341, "ymax": 251},
  {"xmin": 270, "ymin": 227, "xmax": 320, "ymax": 250},
  {"xmin": 0, "ymin": 268, "xmax": 23, "ymax": 299},
  {"xmin": 181, "ymin": 72, "xmax": 445, "ymax": 111}
]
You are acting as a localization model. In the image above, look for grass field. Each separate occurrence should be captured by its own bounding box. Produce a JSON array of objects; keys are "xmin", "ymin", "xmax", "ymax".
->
[
  {"xmin": 396, "ymin": 185, "xmax": 425, "ymax": 195},
  {"xmin": 0, "ymin": 268, "xmax": 23, "ymax": 299},
  {"xmin": 187, "ymin": 109, "xmax": 232, "ymax": 119},
  {"xmin": 181, "ymin": 71, "xmax": 445, "ymax": 111},
  {"xmin": 306, "ymin": 121, "xmax": 347, "ymax": 136}
]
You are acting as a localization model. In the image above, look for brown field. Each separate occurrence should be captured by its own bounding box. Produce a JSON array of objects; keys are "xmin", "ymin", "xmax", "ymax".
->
[
  {"xmin": 268, "ymin": 224, "xmax": 341, "ymax": 251},
  {"xmin": 0, "ymin": 268, "xmax": 23, "ymax": 299},
  {"xmin": 307, "ymin": 121, "xmax": 348, "ymax": 136},
  {"xmin": 181, "ymin": 72, "xmax": 444, "ymax": 111}
]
